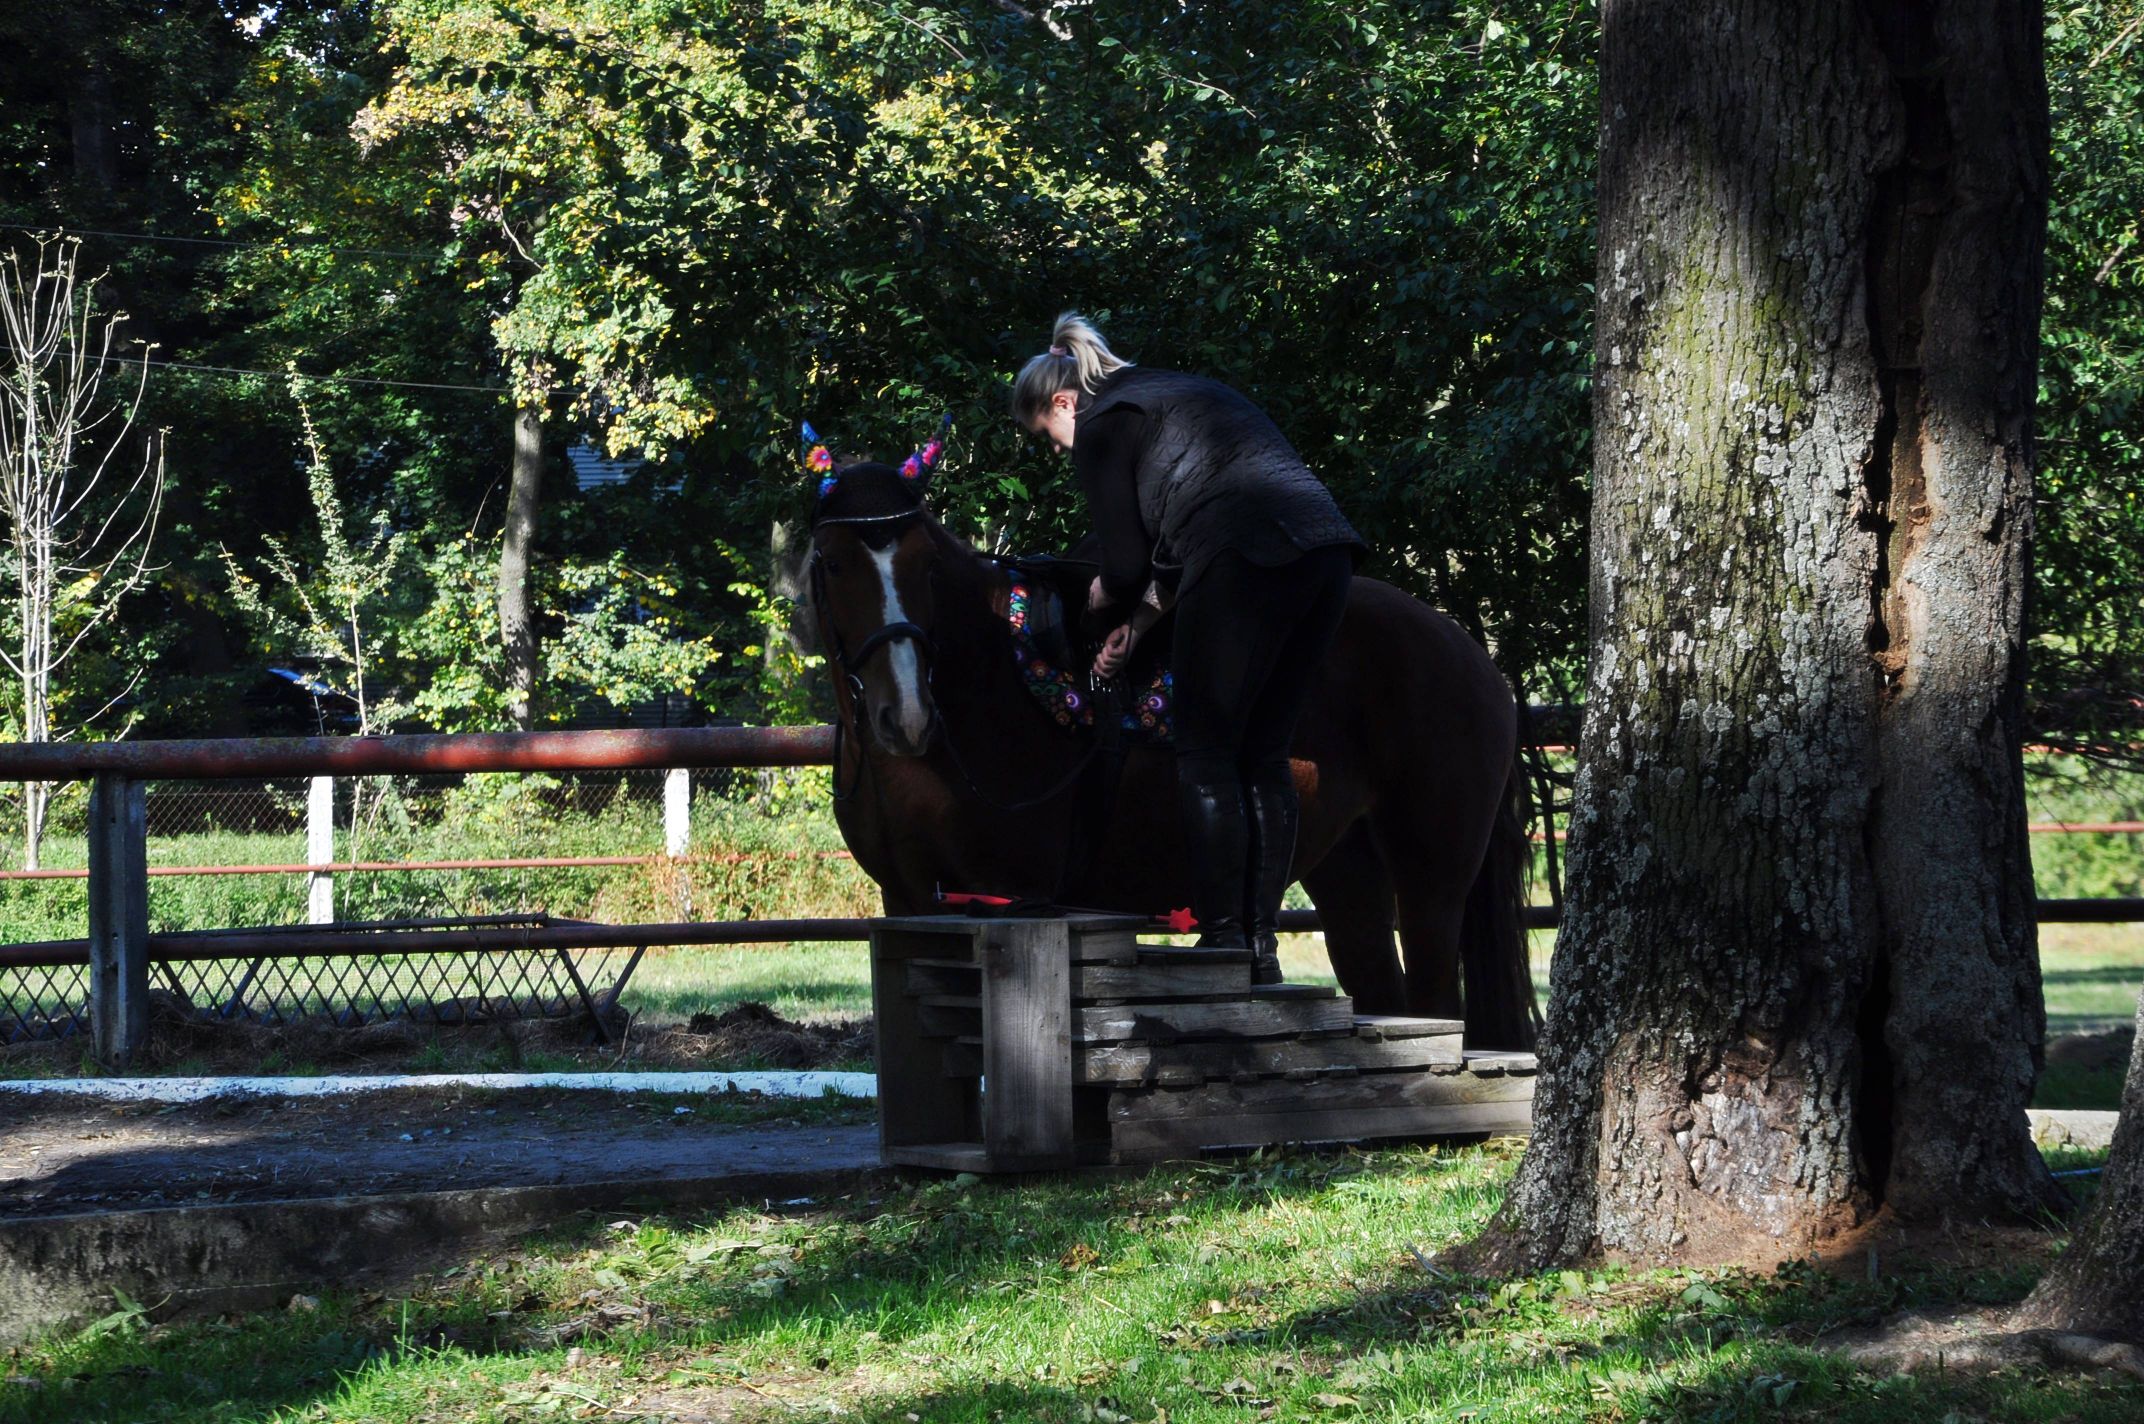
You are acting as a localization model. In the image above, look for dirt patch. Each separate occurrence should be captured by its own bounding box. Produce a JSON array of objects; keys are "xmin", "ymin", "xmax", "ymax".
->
[
  {"xmin": 0, "ymin": 1000, "xmax": 874, "ymax": 1079},
  {"xmin": 1828, "ymin": 1306, "xmax": 2144, "ymax": 1380},
  {"xmin": 678, "ymin": 1002, "xmax": 872, "ymax": 1070}
]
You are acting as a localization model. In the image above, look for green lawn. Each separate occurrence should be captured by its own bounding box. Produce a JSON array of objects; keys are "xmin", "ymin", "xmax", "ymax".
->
[{"xmin": 3, "ymin": 1142, "xmax": 2130, "ymax": 1424}]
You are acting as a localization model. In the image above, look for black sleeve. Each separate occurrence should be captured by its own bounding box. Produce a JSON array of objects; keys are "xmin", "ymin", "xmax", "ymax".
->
[{"xmin": 1073, "ymin": 407, "xmax": 1153, "ymax": 610}]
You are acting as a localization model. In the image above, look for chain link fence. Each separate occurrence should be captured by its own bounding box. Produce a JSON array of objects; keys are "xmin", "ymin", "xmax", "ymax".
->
[{"xmin": 0, "ymin": 768, "xmax": 773, "ymax": 1044}]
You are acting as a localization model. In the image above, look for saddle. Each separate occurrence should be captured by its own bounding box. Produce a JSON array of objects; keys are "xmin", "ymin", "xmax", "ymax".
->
[{"xmin": 1001, "ymin": 553, "xmax": 1175, "ymax": 745}]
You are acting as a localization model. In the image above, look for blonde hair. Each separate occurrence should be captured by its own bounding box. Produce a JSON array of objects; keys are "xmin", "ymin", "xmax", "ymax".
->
[{"xmin": 1011, "ymin": 312, "xmax": 1133, "ymax": 424}]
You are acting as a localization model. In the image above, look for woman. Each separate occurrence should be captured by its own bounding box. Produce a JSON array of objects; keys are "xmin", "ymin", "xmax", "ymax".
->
[{"xmin": 1014, "ymin": 313, "xmax": 1362, "ymax": 983}]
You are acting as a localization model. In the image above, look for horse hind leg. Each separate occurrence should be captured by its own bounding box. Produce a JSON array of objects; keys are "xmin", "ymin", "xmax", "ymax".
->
[
  {"xmin": 1298, "ymin": 819, "xmax": 1408, "ymax": 1015},
  {"xmin": 1364, "ymin": 808, "xmax": 1472, "ymax": 1025}
]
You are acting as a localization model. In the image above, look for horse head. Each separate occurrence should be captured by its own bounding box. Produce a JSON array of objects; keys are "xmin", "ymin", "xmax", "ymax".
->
[{"xmin": 806, "ymin": 427, "xmax": 955, "ymax": 758}]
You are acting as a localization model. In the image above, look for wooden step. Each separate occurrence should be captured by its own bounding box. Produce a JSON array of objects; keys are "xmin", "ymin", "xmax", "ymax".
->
[
  {"xmin": 1130, "ymin": 941, "xmax": 1254, "ymax": 966},
  {"xmin": 1460, "ymin": 1050, "xmax": 1540, "ymax": 1077},
  {"xmin": 1354, "ymin": 1014, "xmax": 1466, "ymax": 1040},
  {"xmin": 1075, "ymin": 1024, "xmax": 1460, "ymax": 1085},
  {"xmin": 1107, "ymin": 1067, "xmax": 1535, "ymax": 1162},
  {"xmin": 1076, "ymin": 995, "xmax": 1354, "ymax": 1045}
]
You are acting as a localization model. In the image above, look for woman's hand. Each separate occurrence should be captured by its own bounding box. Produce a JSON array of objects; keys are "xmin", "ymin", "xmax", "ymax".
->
[
  {"xmin": 1093, "ymin": 623, "xmax": 1138, "ymax": 680},
  {"xmin": 1088, "ymin": 575, "xmax": 1110, "ymax": 612}
]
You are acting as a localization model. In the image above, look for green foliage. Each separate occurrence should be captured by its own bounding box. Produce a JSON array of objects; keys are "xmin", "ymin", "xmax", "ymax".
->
[
  {"xmin": 346, "ymin": 0, "xmax": 1598, "ymax": 693},
  {"xmin": 2037, "ymin": 3, "xmax": 2144, "ymax": 741},
  {"xmin": 0, "ymin": 1, "xmax": 2138, "ymax": 736}
]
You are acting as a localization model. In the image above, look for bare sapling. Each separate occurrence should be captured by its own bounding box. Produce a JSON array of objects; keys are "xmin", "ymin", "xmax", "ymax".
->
[
  {"xmin": 222, "ymin": 377, "xmax": 410, "ymax": 859},
  {"xmin": 0, "ymin": 234, "xmax": 166, "ymax": 870}
]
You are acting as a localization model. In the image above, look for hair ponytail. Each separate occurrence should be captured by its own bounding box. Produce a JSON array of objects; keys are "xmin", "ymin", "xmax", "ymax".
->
[{"xmin": 1011, "ymin": 311, "xmax": 1133, "ymax": 424}]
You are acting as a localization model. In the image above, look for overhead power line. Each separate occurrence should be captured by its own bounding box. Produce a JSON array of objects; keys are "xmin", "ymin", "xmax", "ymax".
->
[
  {"xmin": 7, "ymin": 223, "xmax": 439, "ymax": 262},
  {"xmin": 0, "ymin": 344, "xmax": 508, "ymax": 395}
]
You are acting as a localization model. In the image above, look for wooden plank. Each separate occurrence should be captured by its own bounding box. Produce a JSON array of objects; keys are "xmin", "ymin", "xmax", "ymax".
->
[
  {"xmin": 1076, "ymin": 996, "xmax": 1354, "ymax": 1044},
  {"xmin": 1354, "ymin": 1014, "xmax": 1467, "ymax": 1040},
  {"xmin": 1109, "ymin": 1066, "xmax": 1534, "ymax": 1123},
  {"xmin": 1129, "ymin": 943, "xmax": 1253, "ymax": 966},
  {"xmin": 1462, "ymin": 1050, "xmax": 1541, "ymax": 1076},
  {"xmin": 869, "ymin": 923, "xmax": 980, "ymax": 1159},
  {"xmin": 906, "ymin": 962, "xmax": 979, "ymax": 997},
  {"xmin": 1073, "ymin": 962, "xmax": 1249, "ymax": 1000},
  {"xmin": 1069, "ymin": 930, "xmax": 1139, "ymax": 965},
  {"xmin": 917, "ymin": 1003, "xmax": 982, "ymax": 1037},
  {"xmin": 874, "ymin": 915, "xmax": 998, "ymax": 936},
  {"xmin": 1110, "ymin": 1098, "xmax": 1535, "ymax": 1162},
  {"xmin": 1248, "ymin": 983, "xmax": 1339, "ymax": 1000},
  {"xmin": 1076, "ymin": 1029, "xmax": 1461, "ymax": 1086},
  {"xmin": 884, "ymin": 1142, "xmax": 994, "ymax": 1172},
  {"xmin": 980, "ymin": 920, "xmax": 1076, "ymax": 1169}
]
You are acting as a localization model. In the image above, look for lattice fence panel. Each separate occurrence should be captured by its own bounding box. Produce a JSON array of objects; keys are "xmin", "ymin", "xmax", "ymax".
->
[
  {"xmin": 151, "ymin": 944, "xmax": 643, "ymax": 1028},
  {"xmin": 0, "ymin": 961, "xmax": 87, "ymax": 1043}
]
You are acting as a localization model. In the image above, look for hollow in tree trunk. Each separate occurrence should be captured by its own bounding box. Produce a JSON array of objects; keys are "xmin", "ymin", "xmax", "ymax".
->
[{"xmin": 1489, "ymin": 0, "xmax": 2063, "ymax": 1270}]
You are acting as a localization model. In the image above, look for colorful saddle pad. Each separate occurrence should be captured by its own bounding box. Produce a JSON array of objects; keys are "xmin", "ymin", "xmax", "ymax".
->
[{"xmin": 1007, "ymin": 576, "xmax": 1173, "ymax": 744}]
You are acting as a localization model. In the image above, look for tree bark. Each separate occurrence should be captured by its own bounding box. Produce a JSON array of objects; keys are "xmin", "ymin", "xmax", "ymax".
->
[
  {"xmin": 498, "ymin": 401, "xmax": 544, "ymax": 730},
  {"xmin": 1493, "ymin": 0, "xmax": 2060, "ymax": 1270},
  {"xmin": 2011, "ymin": 990, "xmax": 2144, "ymax": 1342}
]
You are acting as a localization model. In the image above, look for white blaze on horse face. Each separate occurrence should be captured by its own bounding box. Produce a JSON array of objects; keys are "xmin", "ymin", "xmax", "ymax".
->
[{"xmin": 870, "ymin": 544, "xmax": 932, "ymax": 748}]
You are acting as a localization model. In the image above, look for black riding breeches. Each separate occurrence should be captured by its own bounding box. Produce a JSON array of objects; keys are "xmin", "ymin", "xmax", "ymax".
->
[{"xmin": 1169, "ymin": 546, "xmax": 1353, "ymax": 786}]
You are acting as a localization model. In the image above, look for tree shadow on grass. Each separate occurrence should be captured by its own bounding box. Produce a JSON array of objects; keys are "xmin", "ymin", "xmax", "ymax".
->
[
  {"xmin": 32, "ymin": 1138, "xmax": 2139, "ymax": 1424},
  {"xmin": 4, "ymin": 1147, "xmax": 1380, "ymax": 1423}
]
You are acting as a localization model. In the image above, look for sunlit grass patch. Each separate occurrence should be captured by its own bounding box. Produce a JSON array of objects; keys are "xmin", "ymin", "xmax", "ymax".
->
[{"xmin": 7, "ymin": 1141, "xmax": 2139, "ymax": 1424}]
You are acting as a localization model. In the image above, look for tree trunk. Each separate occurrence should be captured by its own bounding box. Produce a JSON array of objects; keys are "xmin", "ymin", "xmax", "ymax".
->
[
  {"xmin": 1493, "ymin": 0, "xmax": 2060, "ymax": 1270},
  {"xmin": 2011, "ymin": 990, "xmax": 2144, "ymax": 1342},
  {"xmin": 498, "ymin": 401, "xmax": 543, "ymax": 730}
]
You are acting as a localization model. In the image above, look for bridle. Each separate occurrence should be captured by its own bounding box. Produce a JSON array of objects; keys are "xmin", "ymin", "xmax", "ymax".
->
[
  {"xmin": 809, "ymin": 514, "xmax": 1106, "ymax": 811},
  {"xmin": 807, "ymin": 510, "xmax": 936, "ymax": 801}
]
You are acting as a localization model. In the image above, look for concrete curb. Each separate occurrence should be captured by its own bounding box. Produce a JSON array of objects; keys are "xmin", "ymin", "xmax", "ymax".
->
[
  {"xmin": 2027, "ymin": 1108, "xmax": 2121, "ymax": 1151},
  {"xmin": 0, "ymin": 1130, "xmax": 882, "ymax": 1347},
  {"xmin": 0, "ymin": 1069, "xmax": 877, "ymax": 1104}
]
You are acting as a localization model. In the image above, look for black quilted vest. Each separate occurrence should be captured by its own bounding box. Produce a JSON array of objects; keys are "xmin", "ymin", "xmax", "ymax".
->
[{"xmin": 1082, "ymin": 367, "xmax": 1362, "ymax": 589}]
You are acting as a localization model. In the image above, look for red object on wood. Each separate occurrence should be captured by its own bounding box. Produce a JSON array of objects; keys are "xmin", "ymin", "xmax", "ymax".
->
[{"xmin": 934, "ymin": 886, "xmax": 1199, "ymax": 933}]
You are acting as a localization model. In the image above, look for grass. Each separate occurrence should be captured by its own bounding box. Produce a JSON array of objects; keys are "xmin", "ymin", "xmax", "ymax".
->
[{"xmin": 2, "ymin": 1141, "xmax": 2133, "ymax": 1424}]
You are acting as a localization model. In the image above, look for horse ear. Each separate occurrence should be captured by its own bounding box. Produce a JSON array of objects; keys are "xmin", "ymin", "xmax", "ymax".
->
[{"xmin": 899, "ymin": 414, "xmax": 952, "ymax": 485}]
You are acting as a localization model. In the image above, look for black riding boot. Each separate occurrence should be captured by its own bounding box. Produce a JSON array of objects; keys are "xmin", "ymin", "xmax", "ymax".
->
[
  {"xmin": 1178, "ymin": 777, "xmax": 1250, "ymax": 950},
  {"xmin": 1244, "ymin": 767, "xmax": 1298, "ymax": 985}
]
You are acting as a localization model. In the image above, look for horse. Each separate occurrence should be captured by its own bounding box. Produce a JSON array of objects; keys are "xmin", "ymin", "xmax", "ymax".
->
[{"xmin": 807, "ymin": 458, "xmax": 1538, "ymax": 1049}]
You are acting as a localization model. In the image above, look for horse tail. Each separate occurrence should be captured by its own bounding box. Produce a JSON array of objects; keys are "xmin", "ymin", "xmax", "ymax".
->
[{"xmin": 1459, "ymin": 763, "xmax": 1541, "ymax": 1051}]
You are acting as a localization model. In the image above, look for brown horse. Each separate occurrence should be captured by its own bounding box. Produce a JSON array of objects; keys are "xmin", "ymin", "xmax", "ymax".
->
[{"xmin": 808, "ymin": 461, "xmax": 1537, "ymax": 1049}]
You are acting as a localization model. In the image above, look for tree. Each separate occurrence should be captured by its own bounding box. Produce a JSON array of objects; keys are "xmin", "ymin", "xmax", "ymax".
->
[
  {"xmin": 1488, "ymin": 0, "xmax": 2062, "ymax": 1269},
  {"xmin": 2012, "ymin": 988, "xmax": 2144, "ymax": 1345},
  {"xmin": 0, "ymin": 235, "xmax": 164, "ymax": 869}
]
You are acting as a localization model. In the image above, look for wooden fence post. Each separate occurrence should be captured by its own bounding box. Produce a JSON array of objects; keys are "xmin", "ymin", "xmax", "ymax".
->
[
  {"xmin": 88, "ymin": 774, "xmax": 148, "ymax": 1070},
  {"xmin": 306, "ymin": 774, "xmax": 335, "ymax": 924}
]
